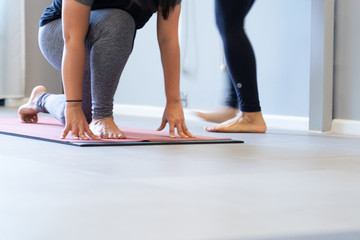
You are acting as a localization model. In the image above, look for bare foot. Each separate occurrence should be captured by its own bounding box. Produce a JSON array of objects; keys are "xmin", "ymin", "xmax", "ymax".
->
[
  {"xmin": 194, "ymin": 107, "xmax": 238, "ymax": 123},
  {"xmin": 18, "ymin": 85, "xmax": 47, "ymax": 123},
  {"xmin": 89, "ymin": 118, "xmax": 126, "ymax": 139},
  {"xmin": 205, "ymin": 112, "xmax": 267, "ymax": 133}
]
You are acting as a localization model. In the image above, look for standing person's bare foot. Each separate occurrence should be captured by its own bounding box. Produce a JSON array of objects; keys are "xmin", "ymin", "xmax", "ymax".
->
[
  {"xmin": 205, "ymin": 111, "xmax": 267, "ymax": 133},
  {"xmin": 18, "ymin": 85, "xmax": 47, "ymax": 123},
  {"xmin": 89, "ymin": 118, "xmax": 126, "ymax": 139},
  {"xmin": 194, "ymin": 106, "xmax": 238, "ymax": 123}
]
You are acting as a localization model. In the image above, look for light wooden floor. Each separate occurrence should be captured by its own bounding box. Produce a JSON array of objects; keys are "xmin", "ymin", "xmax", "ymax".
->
[{"xmin": 1, "ymin": 107, "xmax": 360, "ymax": 240}]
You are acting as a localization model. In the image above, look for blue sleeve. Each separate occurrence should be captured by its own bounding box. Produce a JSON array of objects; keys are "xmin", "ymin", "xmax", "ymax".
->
[{"xmin": 74, "ymin": 0, "xmax": 94, "ymax": 7}]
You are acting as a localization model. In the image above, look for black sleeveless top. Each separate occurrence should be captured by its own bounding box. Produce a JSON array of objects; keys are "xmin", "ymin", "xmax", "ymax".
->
[{"xmin": 40, "ymin": 0, "xmax": 181, "ymax": 29}]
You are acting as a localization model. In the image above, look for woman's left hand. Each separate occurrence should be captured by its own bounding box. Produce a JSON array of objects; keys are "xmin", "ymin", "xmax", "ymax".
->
[{"xmin": 157, "ymin": 101, "xmax": 195, "ymax": 138}]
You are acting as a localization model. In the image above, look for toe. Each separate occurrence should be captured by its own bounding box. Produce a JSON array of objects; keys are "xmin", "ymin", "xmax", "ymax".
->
[
  {"xmin": 205, "ymin": 126, "xmax": 214, "ymax": 132},
  {"xmin": 102, "ymin": 134, "xmax": 109, "ymax": 139}
]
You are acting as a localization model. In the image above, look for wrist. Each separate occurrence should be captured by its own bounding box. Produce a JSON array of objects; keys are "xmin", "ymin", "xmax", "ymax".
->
[
  {"xmin": 66, "ymin": 102, "xmax": 82, "ymax": 108},
  {"xmin": 166, "ymin": 98, "xmax": 181, "ymax": 104}
]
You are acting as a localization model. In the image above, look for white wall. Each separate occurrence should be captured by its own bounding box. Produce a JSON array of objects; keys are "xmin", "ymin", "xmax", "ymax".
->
[
  {"xmin": 248, "ymin": 0, "xmax": 311, "ymax": 117},
  {"xmin": 0, "ymin": 0, "xmax": 25, "ymax": 99}
]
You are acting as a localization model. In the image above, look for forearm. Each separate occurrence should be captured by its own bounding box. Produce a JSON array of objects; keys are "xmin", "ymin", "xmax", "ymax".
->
[
  {"xmin": 61, "ymin": 0, "xmax": 90, "ymax": 102},
  {"xmin": 160, "ymin": 39, "xmax": 181, "ymax": 103},
  {"xmin": 61, "ymin": 40, "xmax": 86, "ymax": 101}
]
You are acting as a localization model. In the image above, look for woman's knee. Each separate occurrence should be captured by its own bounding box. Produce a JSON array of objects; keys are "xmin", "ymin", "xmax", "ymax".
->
[
  {"xmin": 88, "ymin": 9, "xmax": 136, "ymax": 47},
  {"xmin": 38, "ymin": 20, "xmax": 64, "ymax": 70}
]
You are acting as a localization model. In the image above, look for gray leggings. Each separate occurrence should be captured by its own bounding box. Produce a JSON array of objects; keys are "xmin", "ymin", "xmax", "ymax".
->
[{"xmin": 37, "ymin": 9, "xmax": 135, "ymax": 124}]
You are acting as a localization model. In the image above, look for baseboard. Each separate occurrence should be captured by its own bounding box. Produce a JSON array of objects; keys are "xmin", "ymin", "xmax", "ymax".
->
[
  {"xmin": 4, "ymin": 98, "xmax": 28, "ymax": 108},
  {"xmin": 331, "ymin": 119, "xmax": 360, "ymax": 136},
  {"xmin": 113, "ymin": 104, "xmax": 310, "ymax": 131}
]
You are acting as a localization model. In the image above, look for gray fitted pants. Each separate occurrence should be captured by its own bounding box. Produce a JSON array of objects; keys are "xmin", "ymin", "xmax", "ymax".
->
[{"xmin": 37, "ymin": 9, "xmax": 135, "ymax": 124}]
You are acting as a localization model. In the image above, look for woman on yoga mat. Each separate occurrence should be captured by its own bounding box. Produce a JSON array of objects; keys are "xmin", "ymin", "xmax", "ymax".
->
[
  {"xmin": 18, "ymin": 0, "xmax": 195, "ymax": 140},
  {"xmin": 196, "ymin": 0, "xmax": 267, "ymax": 133}
]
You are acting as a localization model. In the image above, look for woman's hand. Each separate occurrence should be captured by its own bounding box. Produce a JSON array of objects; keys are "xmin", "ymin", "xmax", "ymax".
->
[
  {"xmin": 157, "ymin": 101, "xmax": 195, "ymax": 138},
  {"xmin": 61, "ymin": 103, "xmax": 100, "ymax": 140}
]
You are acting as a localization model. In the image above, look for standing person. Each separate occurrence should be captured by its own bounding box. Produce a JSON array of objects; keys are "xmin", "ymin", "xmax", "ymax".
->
[
  {"xmin": 197, "ymin": 0, "xmax": 266, "ymax": 133},
  {"xmin": 18, "ymin": 0, "xmax": 194, "ymax": 140}
]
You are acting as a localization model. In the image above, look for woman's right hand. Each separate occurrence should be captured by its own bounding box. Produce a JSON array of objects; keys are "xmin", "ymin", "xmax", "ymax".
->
[{"xmin": 61, "ymin": 103, "xmax": 100, "ymax": 140}]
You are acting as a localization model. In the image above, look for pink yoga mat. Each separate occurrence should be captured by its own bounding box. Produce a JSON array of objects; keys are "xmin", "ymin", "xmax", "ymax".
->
[{"xmin": 0, "ymin": 117, "xmax": 243, "ymax": 146}]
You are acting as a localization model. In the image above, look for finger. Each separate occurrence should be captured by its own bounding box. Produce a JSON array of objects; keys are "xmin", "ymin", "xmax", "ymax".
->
[
  {"xmin": 70, "ymin": 127, "xmax": 80, "ymax": 140},
  {"xmin": 176, "ymin": 124, "xmax": 188, "ymax": 138},
  {"xmin": 61, "ymin": 126, "xmax": 70, "ymax": 139},
  {"xmin": 78, "ymin": 127, "xmax": 89, "ymax": 140},
  {"xmin": 79, "ymin": 133, "xmax": 89, "ymax": 140},
  {"xmin": 182, "ymin": 122, "xmax": 196, "ymax": 138},
  {"xmin": 169, "ymin": 122, "xmax": 176, "ymax": 138},
  {"xmin": 71, "ymin": 131, "xmax": 80, "ymax": 140},
  {"xmin": 157, "ymin": 119, "xmax": 167, "ymax": 131}
]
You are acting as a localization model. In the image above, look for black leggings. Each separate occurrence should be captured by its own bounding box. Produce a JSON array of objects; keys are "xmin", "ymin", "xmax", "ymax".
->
[{"xmin": 215, "ymin": 0, "xmax": 261, "ymax": 112}]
